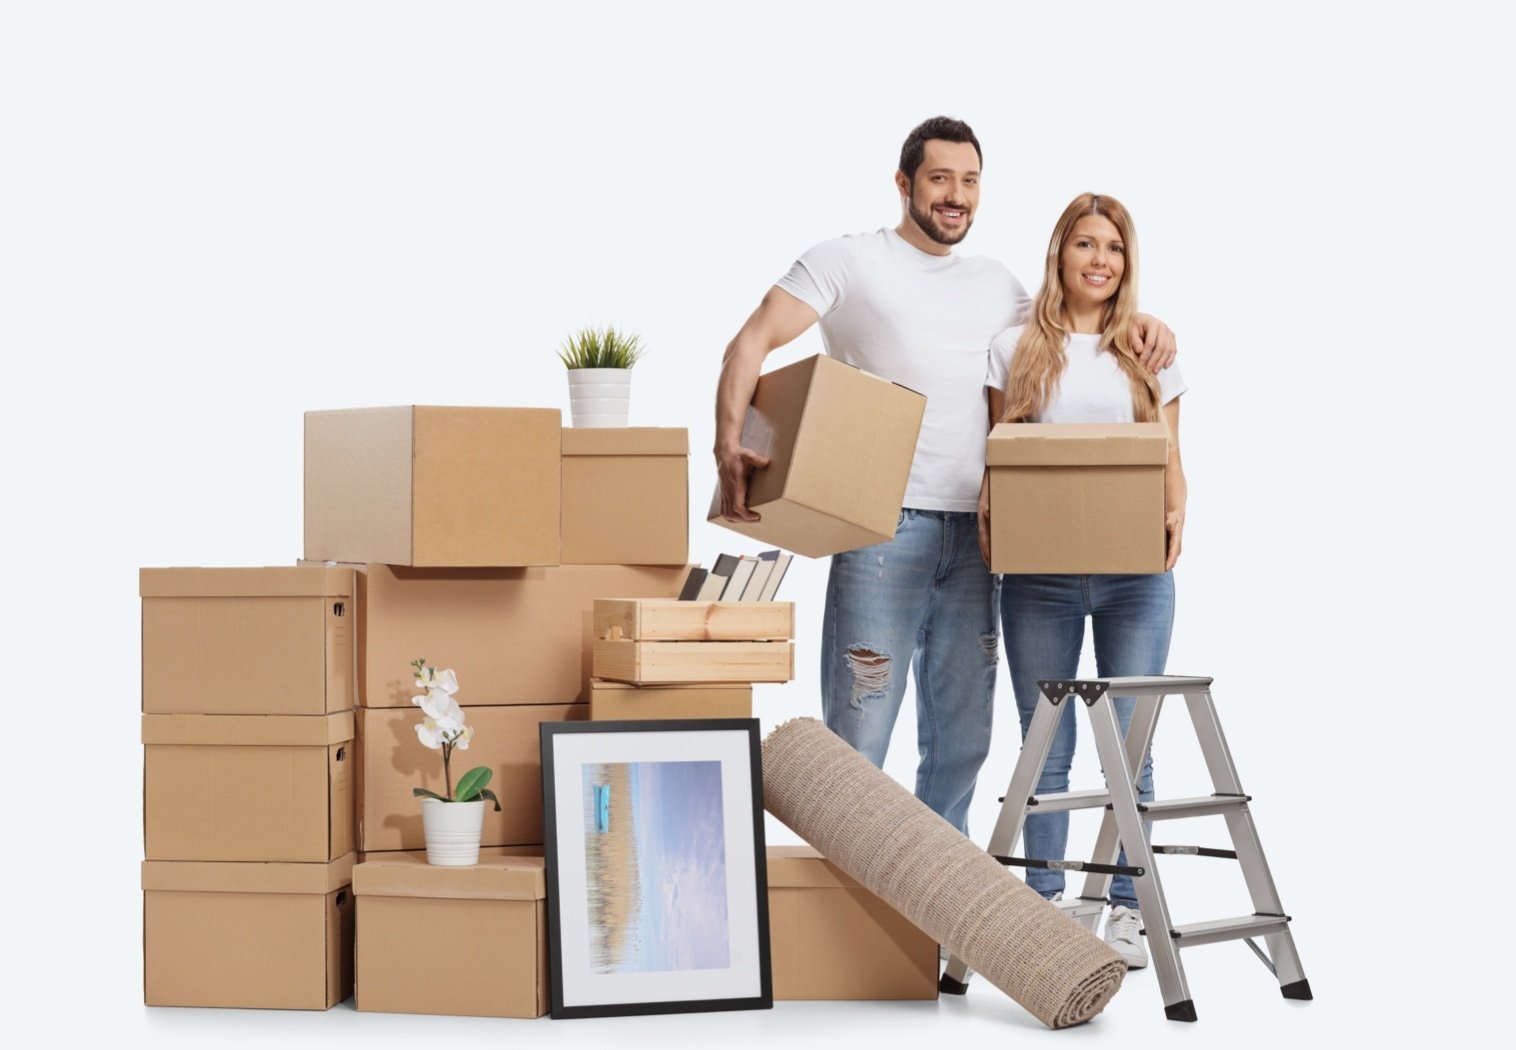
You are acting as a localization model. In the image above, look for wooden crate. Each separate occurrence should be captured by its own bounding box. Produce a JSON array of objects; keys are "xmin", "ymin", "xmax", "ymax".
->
[
  {"xmin": 592, "ymin": 640, "xmax": 794, "ymax": 685},
  {"xmin": 593, "ymin": 599, "xmax": 794, "ymax": 642}
]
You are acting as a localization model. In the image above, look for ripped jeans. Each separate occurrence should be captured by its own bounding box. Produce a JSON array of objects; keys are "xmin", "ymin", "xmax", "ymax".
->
[{"xmin": 820, "ymin": 508, "xmax": 999, "ymax": 834}]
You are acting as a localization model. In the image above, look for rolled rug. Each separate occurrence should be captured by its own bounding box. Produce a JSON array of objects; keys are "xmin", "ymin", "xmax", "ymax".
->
[{"xmin": 762, "ymin": 717, "xmax": 1126, "ymax": 1028}]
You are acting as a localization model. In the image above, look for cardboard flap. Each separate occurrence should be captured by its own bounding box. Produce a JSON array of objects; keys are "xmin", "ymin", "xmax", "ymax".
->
[
  {"xmin": 142, "ymin": 712, "xmax": 356, "ymax": 746},
  {"xmin": 353, "ymin": 855, "xmax": 546, "ymax": 900},
  {"xmin": 562, "ymin": 427, "xmax": 689, "ymax": 457},
  {"xmin": 986, "ymin": 422, "xmax": 1169, "ymax": 467},
  {"xmin": 142, "ymin": 854, "xmax": 356, "ymax": 894},
  {"xmin": 140, "ymin": 566, "xmax": 354, "ymax": 598},
  {"xmin": 766, "ymin": 845, "xmax": 862, "ymax": 889}
]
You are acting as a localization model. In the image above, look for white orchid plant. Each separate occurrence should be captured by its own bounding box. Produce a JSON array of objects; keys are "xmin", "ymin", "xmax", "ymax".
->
[{"xmin": 409, "ymin": 659, "xmax": 501, "ymax": 810}]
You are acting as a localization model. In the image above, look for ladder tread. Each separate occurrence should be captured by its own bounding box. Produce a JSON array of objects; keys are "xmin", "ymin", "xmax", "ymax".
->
[
  {"xmin": 1142, "ymin": 794, "xmax": 1252, "ymax": 820},
  {"xmin": 1028, "ymin": 788, "xmax": 1111, "ymax": 812},
  {"xmin": 1162, "ymin": 913, "xmax": 1292, "ymax": 947}
]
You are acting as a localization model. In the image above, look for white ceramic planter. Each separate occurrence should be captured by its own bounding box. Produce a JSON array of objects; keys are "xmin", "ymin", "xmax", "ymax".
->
[
  {"xmin": 567, "ymin": 368, "xmax": 631, "ymax": 427},
  {"xmin": 420, "ymin": 798, "xmax": 486, "ymax": 866}
]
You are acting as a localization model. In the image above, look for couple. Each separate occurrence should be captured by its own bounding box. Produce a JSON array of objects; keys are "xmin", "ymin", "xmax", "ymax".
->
[{"xmin": 713, "ymin": 117, "xmax": 1187, "ymax": 970}]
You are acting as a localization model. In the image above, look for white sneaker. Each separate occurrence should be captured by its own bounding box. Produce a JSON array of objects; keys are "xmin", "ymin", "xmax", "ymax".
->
[{"xmin": 1103, "ymin": 906, "xmax": 1149, "ymax": 969}]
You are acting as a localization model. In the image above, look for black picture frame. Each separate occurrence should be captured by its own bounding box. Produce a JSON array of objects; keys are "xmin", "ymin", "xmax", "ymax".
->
[{"xmin": 540, "ymin": 718, "xmax": 772, "ymax": 1019}]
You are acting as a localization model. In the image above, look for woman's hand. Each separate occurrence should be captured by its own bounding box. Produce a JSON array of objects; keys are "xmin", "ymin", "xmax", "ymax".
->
[
  {"xmin": 1164, "ymin": 505, "xmax": 1185, "ymax": 571},
  {"xmin": 977, "ymin": 471, "xmax": 993, "ymax": 567},
  {"xmin": 1131, "ymin": 313, "xmax": 1177, "ymax": 372}
]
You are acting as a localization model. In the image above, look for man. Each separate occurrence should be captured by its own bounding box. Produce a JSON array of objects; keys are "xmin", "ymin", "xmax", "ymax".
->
[{"xmin": 714, "ymin": 117, "xmax": 1175, "ymax": 837}]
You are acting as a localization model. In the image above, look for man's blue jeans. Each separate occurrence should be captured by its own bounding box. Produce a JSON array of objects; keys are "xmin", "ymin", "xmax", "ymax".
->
[
  {"xmin": 820, "ymin": 509, "xmax": 999, "ymax": 834},
  {"xmin": 1000, "ymin": 572, "xmax": 1175, "ymax": 909}
]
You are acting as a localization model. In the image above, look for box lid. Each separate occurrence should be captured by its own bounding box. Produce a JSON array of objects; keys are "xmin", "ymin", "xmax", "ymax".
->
[
  {"xmin": 141, "ymin": 853, "xmax": 356, "ymax": 894},
  {"xmin": 141, "ymin": 712, "xmax": 356, "ymax": 746},
  {"xmin": 561, "ymin": 427, "xmax": 689, "ymax": 457},
  {"xmin": 766, "ymin": 845, "xmax": 863, "ymax": 889},
  {"xmin": 139, "ymin": 566, "xmax": 354, "ymax": 598},
  {"xmin": 353, "ymin": 854, "xmax": 546, "ymax": 900},
  {"xmin": 986, "ymin": 422, "xmax": 1168, "ymax": 467}
]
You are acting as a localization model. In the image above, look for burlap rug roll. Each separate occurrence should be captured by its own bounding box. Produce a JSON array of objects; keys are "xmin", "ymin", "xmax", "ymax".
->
[{"xmin": 762, "ymin": 718, "xmax": 1126, "ymax": 1028}]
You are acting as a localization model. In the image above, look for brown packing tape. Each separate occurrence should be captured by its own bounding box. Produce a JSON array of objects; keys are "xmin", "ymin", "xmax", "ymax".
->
[
  {"xmin": 141, "ymin": 712, "xmax": 356, "ymax": 746},
  {"xmin": 139, "ymin": 566, "xmax": 354, "ymax": 598},
  {"xmin": 353, "ymin": 855, "xmax": 545, "ymax": 901},
  {"xmin": 141, "ymin": 855, "xmax": 357, "ymax": 894},
  {"xmin": 561, "ymin": 427, "xmax": 689, "ymax": 456}
]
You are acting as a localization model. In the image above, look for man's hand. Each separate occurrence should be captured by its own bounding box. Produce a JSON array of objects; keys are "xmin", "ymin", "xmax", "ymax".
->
[
  {"xmin": 717, "ymin": 444, "xmax": 772, "ymax": 522},
  {"xmin": 1131, "ymin": 313, "xmax": 1177, "ymax": 373}
]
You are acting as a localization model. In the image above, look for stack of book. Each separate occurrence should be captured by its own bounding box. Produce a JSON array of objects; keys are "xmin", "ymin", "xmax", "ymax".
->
[{"xmin": 677, "ymin": 550, "xmax": 793, "ymax": 601}]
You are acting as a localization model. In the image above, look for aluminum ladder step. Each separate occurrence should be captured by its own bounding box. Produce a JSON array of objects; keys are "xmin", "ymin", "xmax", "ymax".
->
[
  {"xmin": 1155, "ymin": 913, "xmax": 1292, "ymax": 948},
  {"xmin": 1141, "ymin": 794, "xmax": 1251, "ymax": 820}
]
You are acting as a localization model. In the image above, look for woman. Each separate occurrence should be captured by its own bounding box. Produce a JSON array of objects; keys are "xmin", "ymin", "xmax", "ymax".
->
[{"xmin": 980, "ymin": 193, "xmax": 1186, "ymax": 970}]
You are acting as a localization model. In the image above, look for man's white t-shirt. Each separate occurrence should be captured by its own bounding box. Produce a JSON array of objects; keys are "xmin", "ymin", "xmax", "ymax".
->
[
  {"xmin": 986, "ymin": 325, "xmax": 1187, "ymax": 421},
  {"xmin": 776, "ymin": 228, "xmax": 1030, "ymax": 512}
]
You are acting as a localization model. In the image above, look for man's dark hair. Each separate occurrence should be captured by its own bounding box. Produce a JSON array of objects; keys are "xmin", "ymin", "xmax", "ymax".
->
[{"xmin": 898, "ymin": 116, "xmax": 982, "ymax": 183}]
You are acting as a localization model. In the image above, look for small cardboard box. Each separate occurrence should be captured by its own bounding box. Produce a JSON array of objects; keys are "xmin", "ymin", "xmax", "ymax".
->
[
  {"xmin": 707, "ymin": 354, "xmax": 925, "ymax": 558},
  {"xmin": 767, "ymin": 845, "xmax": 937, "ymax": 1001},
  {"xmin": 562, "ymin": 427, "xmax": 688, "ymax": 565},
  {"xmin": 348, "ymin": 562, "xmax": 690, "ymax": 707},
  {"xmin": 986, "ymin": 422, "xmax": 1169, "ymax": 574},
  {"xmin": 593, "ymin": 599, "xmax": 794, "ymax": 641},
  {"xmin": 304, "ymin": 406, "xmax": 562, "ymax": 567},
  {"xmin": 593, "ymin": 640, "xmax": 794, "ymax": 685},
  {"xmin": 143, "ymin": 713, "xmax": 355, "ymax": 862},
  {"xmin": 143, "ymin": 854, "xmax": 355, "ymax": 1009},
  {"xmin": 356, "ymin": 704, "xmax": 585, "ymax": 853},
  {"xmin": 589, "ymin": 680, "xmax": 753, "ymax": 720},
  {"xmin": 354, "ymin": 854, "xmax": 547, "ymax": 1018},
  {"xmin": 140, "ymin": 566, "xmax": 354, "ymax": 715}
]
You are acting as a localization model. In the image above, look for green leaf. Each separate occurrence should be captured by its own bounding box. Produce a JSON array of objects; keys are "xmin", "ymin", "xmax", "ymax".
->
[
  {"xmin": 452, "ymin": 766, "xmax": 494, "ymax": 803},
  {"xmin": 477, "ymin": 787, "xmax": 502, "ymax": 812},
  {"xmin": 412, "ymin": 787, "xmax": 450, "ymax": 803}
]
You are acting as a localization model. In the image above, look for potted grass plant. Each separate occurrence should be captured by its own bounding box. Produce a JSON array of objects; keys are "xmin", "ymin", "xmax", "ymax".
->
[
  {"xmin": 558, "ymin": 324, "xmax": 647, "ymax": 427},
  {"xmin": 410, "ymin": 658, "xmax": 501, "ymax": 866}
]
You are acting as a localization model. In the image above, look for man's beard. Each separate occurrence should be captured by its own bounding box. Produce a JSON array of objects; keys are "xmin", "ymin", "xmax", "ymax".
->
[{"xmin": 908, "ymin": 199, "xmax": 972, "ymax": 246}]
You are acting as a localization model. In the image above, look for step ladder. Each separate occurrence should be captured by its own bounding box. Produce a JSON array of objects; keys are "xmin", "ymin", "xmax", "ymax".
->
[{"xmin": 940, "ymin": 675, "xmax": 1312, "ymax": 1022}]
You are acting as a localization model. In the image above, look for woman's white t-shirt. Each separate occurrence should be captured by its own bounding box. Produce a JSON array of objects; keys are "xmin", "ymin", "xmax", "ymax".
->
[{"xmin": 985, "ymin": 325, "xmax": 1186, "ymax": 421}]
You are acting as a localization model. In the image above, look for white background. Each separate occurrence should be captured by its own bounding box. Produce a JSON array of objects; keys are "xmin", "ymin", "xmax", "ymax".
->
[{"xmin": 3, "ymin": 1, "xmax": 1510, "ymax": 1045}]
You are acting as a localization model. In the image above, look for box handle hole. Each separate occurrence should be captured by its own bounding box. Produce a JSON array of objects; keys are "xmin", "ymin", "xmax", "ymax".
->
[
  {"xmin": 335, "ymin": 747, "xmax": 346, "ymax": 762},
  {"xmin": 333, "ymin": 601, "xmax": 345, "ymax": 617},
  {"xmin": 335, "ymin": 890, "xmax": 348, "ymax": 906}
]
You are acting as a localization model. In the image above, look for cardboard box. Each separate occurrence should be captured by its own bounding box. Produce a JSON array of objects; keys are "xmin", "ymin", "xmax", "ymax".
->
[
  {"xmin": 589, "ymin": 680, "xmax": 753, "ymax": 720},
  {"xmin": 562, "ymin": 427, "xmax": 688, "ymax": 565},
  {"xmin": 143, "ymin": 854, "xmax": 355, "ymax": 1009},
  {"xmin": 354, "ymin": 854, "xmax": 547, "ymax": 1018},
  {"xmin": 593, "ymin": 640, "xmax": 794, "ymax": 685},
  {"xmin": 706, "ymin": 354, "xmax": 926, "ymax": 558},
  {"xmin": 356, "ymin": 703, "xmax": 585, "ymax": 852},
  {"xmin": 593, "ymin": 599, "xmax": 794, "ymax": 641},
  {"xmin": 305, "ymin": 406, "xmax": 562, "ymax": 567},
  {"xmin": 143, "ymin": 713, "xmax": 355, "ymax": 862},
  {"xmin": 767, "ymin": 845, "xmax": 937, "ymax": 1001},
  {"xmin": 348, "ymin": 562, "xmax": 690, "ymax": 707},
  {"xmin": 986, "ymin": 422, "xmax": 1169, "ymax": 574},
  {"xmin": 140, "ymin": 566, "xmax": 354, "ymax": 715}
]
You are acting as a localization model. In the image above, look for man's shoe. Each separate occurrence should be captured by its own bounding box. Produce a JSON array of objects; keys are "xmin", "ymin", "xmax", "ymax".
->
[{"xmin": 1103, "ymin": 906, "xmax": 1149, "ymax": 969}]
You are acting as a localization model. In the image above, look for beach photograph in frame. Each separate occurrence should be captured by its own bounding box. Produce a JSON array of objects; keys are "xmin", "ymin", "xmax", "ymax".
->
[{"xmin": 540, "ymin": 719, "xmax": 771, "ymax": 1019}]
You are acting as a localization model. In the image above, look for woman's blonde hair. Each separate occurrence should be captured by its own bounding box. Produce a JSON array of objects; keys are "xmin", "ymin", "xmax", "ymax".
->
[{"xmin": 1000, "ymin": 193, "xmax": 1161, "ymax": 423}]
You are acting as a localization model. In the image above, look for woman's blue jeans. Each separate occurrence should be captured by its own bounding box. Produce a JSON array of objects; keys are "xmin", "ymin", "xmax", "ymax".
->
[
  {"xmin": 1000, "ymin": 572, "xmax": 1174, "ymax": 909},
  {"xmin": 821, "ymin": 509, "xmax": 1000, "ymax": 835}
]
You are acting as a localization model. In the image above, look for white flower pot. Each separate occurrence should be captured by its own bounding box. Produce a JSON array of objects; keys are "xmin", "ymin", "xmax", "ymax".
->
[
  {"xmin": 420, "ymin": 798, "xmax": 486, "ymax": 866},
  {"xmin": 567, "ymin": 368, "xmax": 631, "ymax": 427}
]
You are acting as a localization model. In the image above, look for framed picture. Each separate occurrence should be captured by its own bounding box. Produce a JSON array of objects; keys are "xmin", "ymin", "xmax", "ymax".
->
[{"xmin": 540, "ymin": 718, "xmax": 772, "ymax": 1019}]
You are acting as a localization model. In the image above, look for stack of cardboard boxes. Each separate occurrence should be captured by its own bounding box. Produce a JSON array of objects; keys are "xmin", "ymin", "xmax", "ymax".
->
[{"xmin": 140, "ymin": 565, "xmax": 358, "ymax": 1009}]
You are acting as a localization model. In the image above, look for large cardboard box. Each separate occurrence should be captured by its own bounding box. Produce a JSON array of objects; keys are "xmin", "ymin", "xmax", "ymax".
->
[
  {"xmin": 356, "ymin": 704, "xmax": 585, "ymax": 852},
  {"xmin": 305, "ymin": 406, "xmax": 562, "ymax": 567},
  {"xmin": 354, "ymin": 854, "xmax": 547, "ymax": 1018},
  {"xmin": 707, "ymin": 354, "xmax": 926, "ymax": 558},
  {"xmin": 140, "ymin": 566, "xmax": 354, "ymax": 715},
  {"xmin": 349, "ymin": 562, "xmax": 690, "ymax": 707},
  {"xmin": 143, "ymin": 854, "xmax": 355, "ymax": 1009},
  {"xmin": 561, "ymin": 427, "xmax": 688, "ymax": 565},
  {"xmin": 767, "ymin": 845, "xmax": 937, "ymax": 1001},
  {"xmin": 589, "ymin": 681, "xmax": 753, "ymax": 720},
  {"xmin": 143, "ymin": 713, "xmax": 355, "ymax": 862},
  {"xmin": 986, "ymin": 422, "xmax": 1169, "ymax": 574}
]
